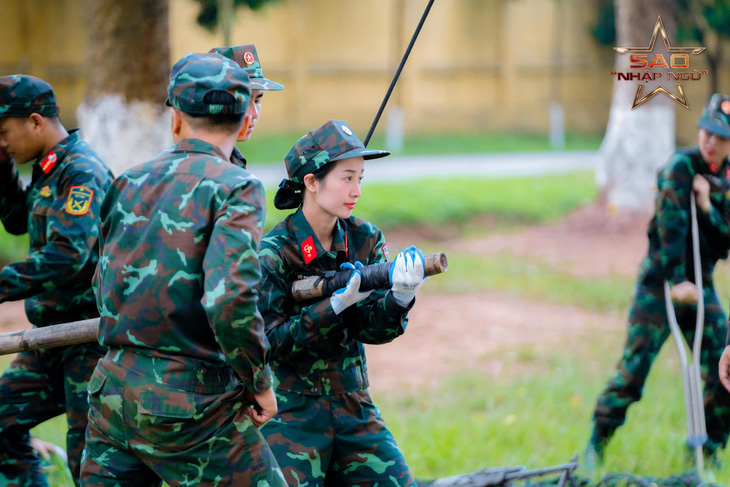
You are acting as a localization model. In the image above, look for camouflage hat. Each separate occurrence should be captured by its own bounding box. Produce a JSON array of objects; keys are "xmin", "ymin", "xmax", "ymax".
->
[
  {"xmin": 209, "ymin": 44, "xmax": 284, "ymax": 91},
  {"xmin": 284, "ymin": 120, "xmax": 390, "ymax": 184},
  {"xmin": 166, "ymin": 52, "xmax": 251, "ymax": 115},
  {"xmin": 0, "ymin": 75, "xmax": 58, "ymax": 118},
  {"xmin": 698, "ymin": 93, "xmax": 730, "ymax": 139}
]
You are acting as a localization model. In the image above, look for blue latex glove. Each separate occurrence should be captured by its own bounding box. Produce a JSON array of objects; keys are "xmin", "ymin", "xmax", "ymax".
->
[
  {"xmin": 389, "ymin": 246, "xmax": 428, "ymax": 307},
  {"xmin": 330, "ymin": 261, "xmax": 373, "ymax": 315}
]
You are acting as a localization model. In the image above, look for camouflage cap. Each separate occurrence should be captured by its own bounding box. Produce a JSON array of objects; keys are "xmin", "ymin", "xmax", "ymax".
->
[
  {"xmin": 284, "ymin": 120, "xmax": 390, "ymax": 184},
  {"xmin": 209, "ymin": 44, "xmax": 284, "ymax": 91},
  {"xmin": 698, "ymin": 93, "xmax": 730, "ymax": 139},
  {"xmin": 166, "ymin": 52, "xmax": 251, "ymax": 115},
  {"xmin": 0, "ymin": 75, "xmax": 58, "ymax": 118}
]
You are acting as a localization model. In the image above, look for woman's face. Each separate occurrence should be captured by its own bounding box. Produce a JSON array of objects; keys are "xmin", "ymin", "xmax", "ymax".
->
[
  {"xmin": 239, "ymin": 89, "xmax": 263, "ymax": 142},
  {"xmin": 698, "ymin": 127, "xmax": 730, "ymax": 167},
  {"xmin": 307, "ymin": 157, "xmax": 365, "ymax": 220}
]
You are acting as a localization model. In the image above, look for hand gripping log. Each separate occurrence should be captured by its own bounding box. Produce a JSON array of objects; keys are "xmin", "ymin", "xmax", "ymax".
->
[{"xmin": 291, "ymin": 252, "xmax": 448, "ymax": 302}]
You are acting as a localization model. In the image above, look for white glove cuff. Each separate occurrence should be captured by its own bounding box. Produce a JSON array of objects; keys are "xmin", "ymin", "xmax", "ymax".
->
[{"xmin": 392, "ymin": 290, "xmax": 415, "ymax": 307}]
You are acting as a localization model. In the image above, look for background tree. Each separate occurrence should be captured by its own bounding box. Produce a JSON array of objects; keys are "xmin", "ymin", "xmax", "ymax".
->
[
  {"xmin": 79, "ymin": 0, "xmax": 279, "ymax": 175},
  {"xmin": 78, "ymin": 0, "xmax": 171, "ymax": 176},
  {"xmin": 595, "ymin": 0, "xmax": 678, "ymax": 212}
]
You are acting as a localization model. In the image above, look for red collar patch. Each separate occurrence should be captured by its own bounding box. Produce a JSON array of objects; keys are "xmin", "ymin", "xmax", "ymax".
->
[
  {"xmin": 40, "ymin": 151, "xmax": 58, "ymax": 174},
  {"xmin": 301, "ymin": 236, "xmax": 317, "ymax": 264}
]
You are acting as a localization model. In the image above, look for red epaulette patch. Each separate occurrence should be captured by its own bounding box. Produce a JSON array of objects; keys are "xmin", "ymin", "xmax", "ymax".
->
[
  {"xmin": 40, "ymin": 151, "xmax": 58, "ymax": 174},
  {"xmin": 301, "ymin": 236, "xmax": 317, "ymax": 264}
]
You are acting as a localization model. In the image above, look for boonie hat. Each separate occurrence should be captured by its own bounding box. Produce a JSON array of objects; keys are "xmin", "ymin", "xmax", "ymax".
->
[
  {"xmin": 166, "ymin": 52, "xmax": 251, "ymax": 115},
  {"xmin": 209, "ymin": 44, "xmax": 284, "ymax": 91},
  {"xmin": 284, "ymin": 120, "xmax": 390, "ymax": 184},
  {"xmin": 698, "ymin": 93, "xmax": 730, "ymax": 139},
  {"xmin": 0, "ymin": 75, "xmax": 58, "ymax": 118}
]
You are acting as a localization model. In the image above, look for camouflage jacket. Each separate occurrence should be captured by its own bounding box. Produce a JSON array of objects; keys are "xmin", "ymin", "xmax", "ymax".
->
[
  {"xmin": 93, "ymin": 138, "xmax": 272, "ymax": 393},
  {"xmin": 645, "ymin": 146, "xmax": 730, "ymax": 287},
  {"xmin": 258, "ymin": 209, "xmax": 413, "ymax": 396},
  {"xmin": 0, "ymin": 129, "xmax": 112, "ymax": 326}
]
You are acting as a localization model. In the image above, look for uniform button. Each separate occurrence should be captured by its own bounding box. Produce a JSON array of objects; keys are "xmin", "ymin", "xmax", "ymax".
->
[{"xmin": 310, "ymin": 387, "xmax": 318, "ymax": 394}]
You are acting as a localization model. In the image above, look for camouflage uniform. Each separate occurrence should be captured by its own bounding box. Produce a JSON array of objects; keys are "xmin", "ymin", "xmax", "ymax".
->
[
  {"xmin": 591, "ymin": 94, "xmax": 730, "ymax": 456},
  {"xmin": 210, "ymin": 44, "xmax": 284, "ymax": 170},
  {"xmin": 80, "ymin": 53, "xmax": 285, "ymax": 487},
  {"xmin": 0, "ymin": 75, "xmax": 112, "ymax": 486},
  {"xmin": 259, "ymin": 121, "xmax": 416, "ymax": 486}
]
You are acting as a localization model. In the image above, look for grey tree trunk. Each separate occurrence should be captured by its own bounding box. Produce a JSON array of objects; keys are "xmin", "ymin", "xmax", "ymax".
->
[
  {"xmin": 596, "ymin": 0, "xmax": 677, "ymax": 212},
  {"xmin": 77, "ymin": 0, "xmax": 172, "ymax": 176}
]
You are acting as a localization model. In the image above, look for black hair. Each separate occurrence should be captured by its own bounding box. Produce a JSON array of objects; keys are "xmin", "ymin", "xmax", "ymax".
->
[
  {"xmin": 273, "ymin": 159, "xmax": 340, "ymax": 210},
  {"xmin": 183, "ymin": 91, "xmax": 244, "ymax": 133}
]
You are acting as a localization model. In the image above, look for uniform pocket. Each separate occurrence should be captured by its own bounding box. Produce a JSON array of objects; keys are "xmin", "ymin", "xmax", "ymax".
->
[
  {"xmin": 87, "ymin": 367, "xmax": 107, "ymax": 397},
  {"xmin": 137, "ymin": 386, "xmax": 195, "ymax": 419}
]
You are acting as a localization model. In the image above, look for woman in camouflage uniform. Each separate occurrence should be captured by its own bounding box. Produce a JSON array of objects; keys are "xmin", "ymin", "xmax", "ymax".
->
[{"xmin": 258, "ymin": 120, "xmax": 427, "ymax": 486}]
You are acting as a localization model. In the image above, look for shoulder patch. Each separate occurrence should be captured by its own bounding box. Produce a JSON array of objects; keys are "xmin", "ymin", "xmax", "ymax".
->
[
  {"xmin": 65, "ymin": 185, "xmax": 94, "ymax": 216},
  {"xmin": 301, "ymin": 236, "xmax": 317, "ymax": 265},
  {"xmin": 382, "ymin": 242, "xmax": 389, "ymax": 262}
]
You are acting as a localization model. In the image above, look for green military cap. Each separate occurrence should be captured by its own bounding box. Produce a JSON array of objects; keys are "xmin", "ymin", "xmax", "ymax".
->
[
  {"xmin": 208, "ymin": 44, "xmax": 284, "ymax": 91},
  {"xmin": 166, "ymin": 52, "xmax": 251, "ymax": 115},
  {"xmin": 698, "ymin": 93, "xmax": 730, "ymax": 139},
  {"xmin": 284, "ymin": 120, "xmax": 390, "ymax": 184},
  {"xmin": 0, "ymin": 75, "xmax": 58, "ymax": 118}
]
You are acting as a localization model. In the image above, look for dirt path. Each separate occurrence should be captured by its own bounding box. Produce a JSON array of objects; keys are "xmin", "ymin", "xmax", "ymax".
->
[{"xmin": 366, "ymin": 203, "xmax": 651, "ymax": 393}]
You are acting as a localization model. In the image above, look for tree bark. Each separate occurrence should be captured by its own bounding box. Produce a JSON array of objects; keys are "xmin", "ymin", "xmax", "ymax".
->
[
  {"xmin": 77, "ymin": 0, "xmax": 172, "ymax": 176},
  {"xmin": 596, "ymin": 0, "xmax": 677, "ymax": 212}
]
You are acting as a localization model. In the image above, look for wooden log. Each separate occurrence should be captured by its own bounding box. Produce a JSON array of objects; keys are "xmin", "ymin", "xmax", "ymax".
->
[{"xmin": 0, "ymin": 318, "xmax": 99, "ymax": 356}]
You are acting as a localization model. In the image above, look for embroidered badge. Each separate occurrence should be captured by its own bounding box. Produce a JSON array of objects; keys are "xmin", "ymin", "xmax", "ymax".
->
[
  {"xmin": 382, "ymin": 243, "xmax": 389, "ymax": 262},
  {"xmin": 65, "ymin": 185, "xmax": 94, "ymax": 216},
  {"xmin": 301, "ymin": 236, "xmax": 317, "ymax": 264},
  {"xmin": 40, "ymin": 151, "xmax": 57, "ymax": 174},
  {"xmin": 244, "ymin": 51, "xmax": 255, "ymax": 65},
  {"xmin": 40, "ymin": 186, "xmax": 52, "ymax": 197}
]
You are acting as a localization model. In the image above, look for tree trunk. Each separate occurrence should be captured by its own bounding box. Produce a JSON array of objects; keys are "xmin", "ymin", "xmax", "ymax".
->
[
  {"xmin": 77, "ymin": 0, "xmax": 171, "ymax": 176},
  {"xmin": 596, "ymin": 0, "xmax": 677, "ymax": 212}
]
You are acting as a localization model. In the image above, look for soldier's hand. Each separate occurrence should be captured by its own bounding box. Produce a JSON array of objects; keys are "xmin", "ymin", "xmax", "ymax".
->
[
  {"xmin": 669, "ymin": 281, "xmax": 699, "ymax": 304},
  {"xmin": 249, "ymin": 387, "xmax": 278, "ymax": 427},
  {"xmin": 30, "ymin": 437, "xmax": 66, "ymax": 462},
  {"xmin": 720, "ymin": 346, "xmax": 730, "ymax": 393},
  {"xmin": 692, "ymin": 174, "xmax": 712, "ymax": 213},
  {"xmin": 389, "ymin": 245, "xmax": 428, "ymax": 307},
  {"xmin": 330, "ymin": 262, "xmax": 373, "ymax": 314}
]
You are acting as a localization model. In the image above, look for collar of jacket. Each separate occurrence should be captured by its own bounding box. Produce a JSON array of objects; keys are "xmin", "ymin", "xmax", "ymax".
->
[
  {"xmin": 170, "ymin": 138, "xmax": 230, "ymax": 161},
  {"xmin": 230, "ymin": 146, "xmax": 247, "ymax": 169},
  {"xmin": 289, "ymin": 208, "xmax": 348, "ymax": 266},
  {"xmin": 31, "ymin": 128, "xmax": 83, "ymax": 184}
]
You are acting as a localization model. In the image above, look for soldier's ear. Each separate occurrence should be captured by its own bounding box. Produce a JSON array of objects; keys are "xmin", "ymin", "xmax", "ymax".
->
[
  {"xmin": 28, "ymin": 113, "xmax": 44, "ymax": 133},
  {"xmin": 303, "ymin": 173, "xmax": 318, "ymax": 193},
  {"xmin": 171, "ymin": 109, "xmax": 183, "ymax": 136}
]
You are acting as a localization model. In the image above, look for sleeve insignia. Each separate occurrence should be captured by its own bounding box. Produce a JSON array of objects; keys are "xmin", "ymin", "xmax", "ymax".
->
[
  {"xmin": 382, "ymin": 242, "xmax": 389, "ymax": 261},
  {"xmin": 40, "ymin": 186, "xmax": 52, "ymax": 197},
  {"xmin": 65, "ymin": 185, "xmax": 94, "ymax": 216}
]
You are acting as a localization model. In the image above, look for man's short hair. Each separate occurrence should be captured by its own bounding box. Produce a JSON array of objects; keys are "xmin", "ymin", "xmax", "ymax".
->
[{"xmin": 182, "ymin": 91, "xmax": 244, "ymax": 133}]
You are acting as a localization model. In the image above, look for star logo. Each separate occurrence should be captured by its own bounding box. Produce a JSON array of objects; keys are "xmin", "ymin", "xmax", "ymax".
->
[
  {"xmin": 614, "ymin": 16, "xmax": 704, "ymax": 109},
  {"xmin": 243, "ymin": 51, "xmax": 255, "ymax": 65}
]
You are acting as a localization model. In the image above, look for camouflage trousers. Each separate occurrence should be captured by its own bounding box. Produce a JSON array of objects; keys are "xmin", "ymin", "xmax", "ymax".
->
[
  {"xmin": 0, "ymin": 343, "xmax": 105, "ymax": 487},
  {"xmin": 261, "ymin": 388, "xmax": 415, "ymax": 486},
  {"xmin": 80, "ymin": 349, "xmax": 286, "ymax": 487},
  {"xmin": 592, "ymin": 277, "xmax": 730, "ymax": 451}
]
